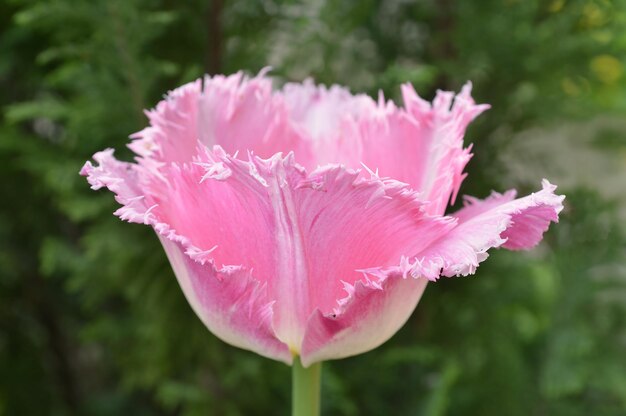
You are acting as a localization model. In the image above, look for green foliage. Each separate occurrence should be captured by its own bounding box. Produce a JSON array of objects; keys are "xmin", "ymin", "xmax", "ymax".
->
[{"xmin": 1, "ymin": 0, "xmax": 625, "ymax": 414}]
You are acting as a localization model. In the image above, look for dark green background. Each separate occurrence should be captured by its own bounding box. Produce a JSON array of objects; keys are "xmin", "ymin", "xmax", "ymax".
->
[{"xmin": 1, "ymin": 0, "xmax": 625, "ymax": 415}]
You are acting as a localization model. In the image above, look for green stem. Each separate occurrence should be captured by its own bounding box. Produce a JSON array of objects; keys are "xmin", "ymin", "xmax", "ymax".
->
[{"xmin": 292, "ymin": 357, "xmax": 322, "ymax": 416}]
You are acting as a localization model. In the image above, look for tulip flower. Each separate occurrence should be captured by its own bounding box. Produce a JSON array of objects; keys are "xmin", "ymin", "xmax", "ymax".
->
[{"xmin": 81, "ymin": 71, "xmax": 564, "ymax": 415}]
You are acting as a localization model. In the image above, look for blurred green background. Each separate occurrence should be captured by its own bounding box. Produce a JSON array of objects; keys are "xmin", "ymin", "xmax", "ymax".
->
[{"xmin": 1, "ymin": 0, "xmax": 626, "ymax": 415}]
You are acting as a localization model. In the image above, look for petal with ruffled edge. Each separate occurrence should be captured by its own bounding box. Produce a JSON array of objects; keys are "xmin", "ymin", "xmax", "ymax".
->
[
  {"xmin": 280, "ymin": 79, "xmax": 374, "ymax": 168},
  {"xmin": 394, "ymin": 83, "xmax": 490, "ymax": 214},
  {"xmin": 129, "ymin": 73, "xmax": 488, "ymax": 216},
  {"xmin": 410, "ymin": 180, "xmax": 565, "ymax": 278},
  {"xmin": 280, "ymin": 81, "xmax": 489, "ymax": 215},
  {"xmin": 300, "ymin": 181, "xmax": 563, "ymax": 365},
  {"xmin": 128, "ymin": 80, "xmax": 203, "ymax": 164},
  {"xmin": 146, "ymin": 147, "xmax": 453, "ymax": 353},
  {"xmin": 80, "ymin": 149, "xmax": 155, "ymax": 224},
  {"xmin": 158, "ymin": 237, "xmax": 293, "ymax": 363},
  {"xmin": 82, "ymin": 145, "xmax": 454, "ymax": 360},
  {"xmin": 300, "ymin": 270, "xmax": 428, "ymax": 366},
  {"xmin": 81, "ymin": 150, "xmax": 293, "ymax": 363},
  {"xmin": 130, "ymin": 70, "xmax": 313, "ymax": 167}
]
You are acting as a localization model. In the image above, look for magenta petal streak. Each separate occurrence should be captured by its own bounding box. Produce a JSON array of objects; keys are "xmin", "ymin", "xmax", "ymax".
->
[{"xmin": 81, "ymin": 71, "xmax": 564, "ymax": 366}]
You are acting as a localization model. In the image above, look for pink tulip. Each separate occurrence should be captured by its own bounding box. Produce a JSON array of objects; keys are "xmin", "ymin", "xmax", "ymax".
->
[{"xmin": 81, "ymin": 71, "xmax": 564, "ymax": 368}]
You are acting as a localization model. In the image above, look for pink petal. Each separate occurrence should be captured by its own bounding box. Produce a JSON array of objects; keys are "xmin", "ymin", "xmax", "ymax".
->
[
  {"xmin": 158, "ymin": 236, "xmax": 292, "ymax": 363},
  {"xmin": 148, "ymin": 147, "xmax": 452, "ymax": 353},
  {"xmin": 130, "ymin": 71, "xmax": 313, "ymax": 166},
  {"xmin": 281, "ymin": 81, "xmax": 489, "ymax": 215},
  {"xmin": 81, "ymin": 149, "xmax": 293, "ymax": 362},
  {"xmin": 80, "ymin": 149, "xmax": 154, "ymax": 224},
  {"xmin": 197, "ymin": 72, "xmax": 312, "ymax": 161},
  {"xmin": 280, "ymin": 80, "xmax": 374, "ymax": 166},
  {"xmin": 412, "ymin": 180, "xmax": 565, "ymax": 278},
  {"xmin": 81, "ymin": 150, "xmax": 196, "ymax": 250},
  {"xmin": 397, "ymin": 83, "xmax": 490, "ymax": 214},
  {"xmin": 301, "ymin": 272, "xmax": 428, "ymax": 366},
  {"xmin": 129, "ymin": 80, "xmax": 203, "ymax": 164}
]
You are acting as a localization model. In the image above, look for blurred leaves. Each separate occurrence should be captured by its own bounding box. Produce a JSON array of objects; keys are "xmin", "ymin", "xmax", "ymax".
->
[{"xmin": 1, "ymin": 0, "xmax": 625, "ymax": 415}]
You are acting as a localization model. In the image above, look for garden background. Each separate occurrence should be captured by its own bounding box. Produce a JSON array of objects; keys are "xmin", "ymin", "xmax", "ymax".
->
[{"xmin": 1, "ymin": 0, "xmax": 626, "ymax": 415}]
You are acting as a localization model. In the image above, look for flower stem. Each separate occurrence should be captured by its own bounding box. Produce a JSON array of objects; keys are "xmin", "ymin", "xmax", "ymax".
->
[{"xmin": 292, "ymin": 357, "xmax": 322, "ymax": 416}]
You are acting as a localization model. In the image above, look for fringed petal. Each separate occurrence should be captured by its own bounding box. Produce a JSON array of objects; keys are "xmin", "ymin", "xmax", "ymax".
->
[
  {"xmin": 129, "ymin": 80, "xmax": 203, "ymax": 164},
  {"xmin": 412, "ymin": 180, "xmax": 565, "ymax": 278},
  {"xmin": 280, "ymin": 79, "xmax": 374, "ymax": 167},
  {"xmin": 398, "ymin": 82, "xmax": 490, "ymax": 214},
  {"xmin": 80, "ymin": 149, "xmax": 154, "ymax": 224},
  {"xmin": 81, "ymin": 149, "xmax": 292, "ymax": 361},
  {"xmin": 80, "ymin": 149, "xmax": 193, "ymax": 250},
  {"xmin": 130, "ymin": 70, "xmax": 313, "ymax": 168},
  {"xmin": 281, "ymin": 81, "xmax": 489, "ymax": 215},
  {"xmin": 158, "ymin": 237, "xmax": 292, "ymax": 363},
  {"xmin": 300, "ymin": 181, "xmax": 563, "ymax": 365},
  {"xmin": 197, "ymin": 71, "xmax": 314, "ymax": 162},
  {"xmin": 147, "ymin": 146, "xmax": 452, "ymax": 352},
  {"xmin": 301, "ymin": 271, "xmax": 428, "ymax": 366}
]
